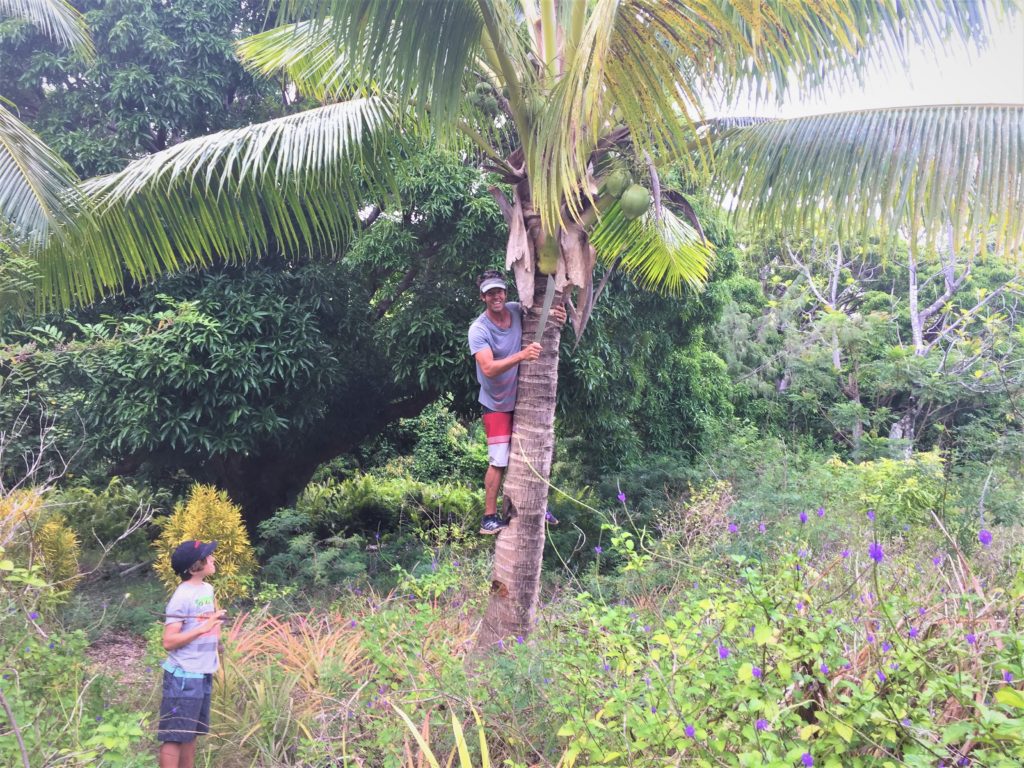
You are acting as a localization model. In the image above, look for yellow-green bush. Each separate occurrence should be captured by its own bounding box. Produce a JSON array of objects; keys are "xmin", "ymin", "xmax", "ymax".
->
[
  {"xmin": 35, "ymin": 515, "xmax": 82, "ymax": 590},
  {"xmin": 153, "ymin": 484, "xmax": 257, "ymax": 598},
  {"xmin": 0, "ymin": 488, "xmax": 81, "ymax": 599}
]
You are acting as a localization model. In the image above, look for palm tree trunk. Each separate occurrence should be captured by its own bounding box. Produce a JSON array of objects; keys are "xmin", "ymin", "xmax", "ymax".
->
[{"xmin": 475, "ymin": 276, "xmax": 563, "ymax": 650}]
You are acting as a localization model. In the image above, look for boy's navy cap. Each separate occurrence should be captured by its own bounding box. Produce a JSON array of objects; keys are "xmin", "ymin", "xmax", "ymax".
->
[{"xmin": 171, "ymin": 540, "xmax": 217, "ymax": 577}]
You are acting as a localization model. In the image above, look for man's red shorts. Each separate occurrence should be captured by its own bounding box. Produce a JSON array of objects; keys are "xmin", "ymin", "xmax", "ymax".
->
[{"xmin": 482, "ymin": 410, "xmax": 512, "ymax": 468}]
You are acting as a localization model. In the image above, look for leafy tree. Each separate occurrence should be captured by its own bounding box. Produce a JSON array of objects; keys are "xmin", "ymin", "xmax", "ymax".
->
[
  {"xmin": 1, "ymin": 146, "xmax": 505, "ymax": 519},
  {"xmin": 714, "ymin": 234, "xmax": 1024, "ymax": 462},
  {"xmin": 20, "ymin": 1, "xmax": 1024, "ymax": 646},
  {"xmin": 0, "ymin": 0, "xmax": 278, "ymax": 177},
  {"xmin": 0, "ymin": 0, "xmax": 90, "ymax": 244}
]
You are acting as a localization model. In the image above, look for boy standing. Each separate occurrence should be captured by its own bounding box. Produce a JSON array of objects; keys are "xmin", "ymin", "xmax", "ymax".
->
[{"xmin": 157, "ymin": 540, "xmax": 226, "ymax": 768}]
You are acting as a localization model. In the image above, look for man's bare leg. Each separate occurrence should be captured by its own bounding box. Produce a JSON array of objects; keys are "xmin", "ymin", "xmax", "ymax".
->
[{"xmin": 484, "ymin": 464, "xmax": 504, "ymax": 518}]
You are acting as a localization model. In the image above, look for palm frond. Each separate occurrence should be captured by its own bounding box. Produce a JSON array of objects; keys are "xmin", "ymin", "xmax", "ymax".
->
[
  {"xmin": 589, "ymin": 202, "xmax": 713, "ymax": 295},
  {"xmin": 527, "ymin": 0, "xmax": 1015, "ymax": 232},
  {"xmin": 712, "ymin": 105, "xmax": 1024, "ymax": 255},
  {"xmin": 705, "ymin": 0, "xmax": 1016, "ymax": 104},
  {"xmin": 238, "ymin": 21, "xmax": 373, "ymax": 103},
  {"xmin": 267, "ymin": 0, "xmax": 483, "ymax": 127},
  {"xmin": 0, "ymin": 104, "xmax": 83, "ymax": 246},
  {"xmin": 34, "ymin": 98, "xmax": 404, "ymax": 307},
  {"xmin": 0, "ymin": 0, "xmax": 91, "ymax": 54}
]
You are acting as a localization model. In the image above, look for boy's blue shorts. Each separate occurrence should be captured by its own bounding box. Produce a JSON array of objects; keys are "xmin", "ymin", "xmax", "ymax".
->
[{"xmin": 157, "ymin": 667, "xmax": 212, "ymax": 743}]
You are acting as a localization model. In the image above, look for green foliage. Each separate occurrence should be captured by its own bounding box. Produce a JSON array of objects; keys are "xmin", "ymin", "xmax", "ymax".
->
[
  {"xmin": 154, "ymin": 483, "xmax": 1024, "ymax": 768},
  {"xmin": 0, "ymin": 0, "xmax": 277, "ymax": 177},
  {"xmin": 0, "ymin": 488, "xmax": 80, "ymax": 601},
  {"xmin": 52, "ymin": 477, "xmax": 167, "ymax": 563},
  {"xmin": 0, "ymin": 492, "xmax": 151, "ymax": 767},
  {"xmin": 258, "ymin": 470, "xmax": 485, "ymax": 588},
  {"xmin": 152, "ymin": 484, "xmax": 257, "ymax": 598}
]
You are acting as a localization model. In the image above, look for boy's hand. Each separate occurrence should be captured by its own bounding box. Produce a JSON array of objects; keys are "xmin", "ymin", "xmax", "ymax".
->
[
  {"xmin": 550, "ymin": 304, "xmax": 567, "ymax": 326},
  {"xmin": 198, "ymin": 610, "xmax": 227, "ymax": 632}
]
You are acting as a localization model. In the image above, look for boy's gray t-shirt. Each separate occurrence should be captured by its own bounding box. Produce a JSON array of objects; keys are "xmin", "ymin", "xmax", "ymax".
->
[
  {"xmin": 164, "ymin": 581, "xmax": 219, "ymax": 674},
  {"xmin": 468, "ymin": 302, "xmax": 523, "ymax": 412}
]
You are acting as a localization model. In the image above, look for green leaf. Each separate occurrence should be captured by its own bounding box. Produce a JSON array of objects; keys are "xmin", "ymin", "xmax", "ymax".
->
[
  {"xmin": 754, "ymin": 625, "xmax": 774, "ymax": 645},
  {"xmin": 995, "ymin": 687, "xmax": 1024, "ymax": 710},
  {"xmin": 834, "ymin": 720, "xmax": 854, "ymax": 743}
]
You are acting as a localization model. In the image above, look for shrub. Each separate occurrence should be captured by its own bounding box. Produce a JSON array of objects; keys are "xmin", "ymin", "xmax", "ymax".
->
[
  {"xmin": 34, "ymin": 515, "xmax": 82, "ymax": 590},
  {"xmin": 152, "ymin": 484, "xmax": 257, "ymax": 598},
  {"xmin": 52, "ymin": 478, "xmax": 167, "ymax": 563},
  {"xmin": 258, "ymin": 470, "xmax": 487, "ymax": 589},
  {"xmin": 0, "ymin": 488, "xmax": 81, "ymax": 602}
]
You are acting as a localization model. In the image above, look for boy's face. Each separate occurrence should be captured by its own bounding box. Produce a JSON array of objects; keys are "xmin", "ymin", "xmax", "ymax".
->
[
  {"xmin": 191, "ymin": 554, "xmax": 216, "ymax": 578},
  {"xmin": 201, "ymin": 554, "xmax": 216, "ymax": 577}
]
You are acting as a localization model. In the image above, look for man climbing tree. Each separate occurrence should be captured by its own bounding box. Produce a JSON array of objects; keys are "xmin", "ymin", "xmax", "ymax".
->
[{"xmin": 469, "ymin": 269, "xmax": 565, "ymax": 535}]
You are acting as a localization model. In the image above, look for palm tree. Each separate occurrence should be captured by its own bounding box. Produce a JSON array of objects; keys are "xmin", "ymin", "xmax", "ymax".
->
[
  {"xmin": 0, "ymin": 0, "xmax": 91, "ymax": 244},
  {"xmin": 22, "ymin": 0, "xmax": 1024, "ymax": 646}
]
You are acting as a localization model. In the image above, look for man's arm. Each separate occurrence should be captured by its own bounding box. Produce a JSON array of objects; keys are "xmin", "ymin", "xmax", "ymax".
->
[{"xmin": 475, "ymin": 343, "xmax": 541, "ymax": 378}]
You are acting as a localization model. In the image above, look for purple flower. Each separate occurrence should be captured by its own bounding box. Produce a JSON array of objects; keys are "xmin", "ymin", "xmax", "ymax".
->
[
  {"xmin": 918, "ymin": 606, "xmax": 927, "ymax": 616},
  {"xmin": 933, "ymin": 555, "xmax": 942, "ymax": 566},
  {"xmin": 602, "ymin": 662, "xmax": 610, "ymax": 671},
  {"xmin": 867, "ymin": 633, "xmax": 875, "ymax": 644},
  {"xmin": 802, "ymin": 753, "xmax": 814, "ymax": 767},
  {"xmin": 868, "ymin": 542, "xmax": 884, "ymax": 563},
  {"xmin": 349, "ymin": 620, "xmax": 357, "ymax": 628},
  {"xmin": 650, "ymin": 705, "xmax": 657, "ymax": 713},
  {"xmin": 758, "ymin": 522, "xmax": 766, "ymax": 533},
  {"xmin": 756, "ymin": 718, "xmax": 769, "ymax": 731},
  {"xmin": 752, "ymin": 666, "xmax": 763, "ymax": 679},
  {"xmin": 516, "ymin": 635, "xmax": 524, "ymax": 645},
  {"xmin": 841, "ymin": 549, "xmax": 850, "ymax": 558},
  {"xmin": 28, "ymin": 611, "xmax": 39, "ymax": 620},
  {"xmin": 877, "ymin": 670, "xmax": 887, "ymax": 683},
  {"xmin": 901, "ymin": 718, "xmax": 912, "ymax": 727},
  {"xmin": 594, "ymin": 545, "xmax": 603, "ymax": 555},
  {"xmin": 684, "ymin": 723, "xmax": 695, "ymax": 738},
  {"xmin": 718, "ymin": 645, "xmax": 730, "ymax": 660},
  {"xmin": 820, "ymin": 663, "xmax": 829, "ymax": 675},
  {"xmin": 617, "ymin": 491, "xmax": 626, "ymax": 503},
  {"xmin": 979, "ymin": 529, "xmax": 993, "ymax": 547},
  {"xmin": 881, "ymin": 641, "xmax": 892, "ymax": 653},
  {"xmin": 799, "ymin": 511, "xmax": 808, "ymax": 524},
  {"xmin": 867, "ymin": 509, "xmax": 876, "ymax": 521},
  {"xmin": 728, "ymin": 522, "xmax": 738, "ymax": 534},
  {"xmin": 966, "ymin": 633, "xmax": 977, "ymax": 646},
  {"xmin": 817, "ymin": 506, "xmax": 825, "ymax": 517},
  {"xmin": 1003, "ymin": 670, "xmax": 1014, "ymax": 683},
  {"xmin": 909, "ymin": 627, "xmax": 919, "ymax": 639}
]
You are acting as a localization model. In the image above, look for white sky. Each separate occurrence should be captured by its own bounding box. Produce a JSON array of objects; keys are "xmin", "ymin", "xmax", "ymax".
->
[{"xmin": 717, "ymin": 14, "xmax": 1024, "ymax": 118}]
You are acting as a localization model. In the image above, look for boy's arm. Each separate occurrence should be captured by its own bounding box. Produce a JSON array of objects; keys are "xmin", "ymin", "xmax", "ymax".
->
[{"xmin": 162, "ymin": 611, "xmax": 225, "ymax": 651}]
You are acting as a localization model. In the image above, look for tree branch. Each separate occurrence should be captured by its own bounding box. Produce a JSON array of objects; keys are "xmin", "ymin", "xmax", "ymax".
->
[{"xmin": 0, "ymin": 681, "xmax": 30, "ymax": 768}]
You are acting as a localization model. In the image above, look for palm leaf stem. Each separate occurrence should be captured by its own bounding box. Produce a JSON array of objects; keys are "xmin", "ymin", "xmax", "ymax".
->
[
  {"xmin": 476, "ymin": 0, "xmax": 530, "ymax": 156},
  {"xmin": 457, "ymin": 119, "xmax": 514, "ymax": 174}
]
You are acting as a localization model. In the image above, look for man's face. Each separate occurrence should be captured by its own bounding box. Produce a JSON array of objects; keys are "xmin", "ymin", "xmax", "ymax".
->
[{"xmin": 481, "ymin": 287, "xmax": 506, "ymax": 312}]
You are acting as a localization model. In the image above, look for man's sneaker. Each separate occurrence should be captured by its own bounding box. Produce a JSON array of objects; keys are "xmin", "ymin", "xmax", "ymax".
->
[
  {"xmin": 544, "ymin": 509, "xmax": 560, "ymax": 526},
  {"xmin": 479, "ymin": 515, "xmax": 509, "ymax": 535}
]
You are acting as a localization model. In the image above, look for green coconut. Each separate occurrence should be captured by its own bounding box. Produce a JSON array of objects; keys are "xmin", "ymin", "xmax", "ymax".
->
[
  {"xmin": 536, "ymin": 235, "xmax": 559, "ymax": 275},
  {"xmin": 475, "ymin": 81, "xmax": 491, "ymax": 95},
  {"xmin": 604, "ymin": 169, "xmax": 631, "ymax": 199},
  {"xmin": 620, "ymin": 184, "xmax": 651, "ymax": 220}
]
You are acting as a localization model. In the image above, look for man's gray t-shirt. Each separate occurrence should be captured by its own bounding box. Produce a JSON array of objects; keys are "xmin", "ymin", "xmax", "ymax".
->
[
  {"xmin": 164, "ymin": 581, "xmax": 219, "ymax": 674},
  {"xmin": 468, "ymin": 302, "xmax": 523, "ymax": 412}
]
